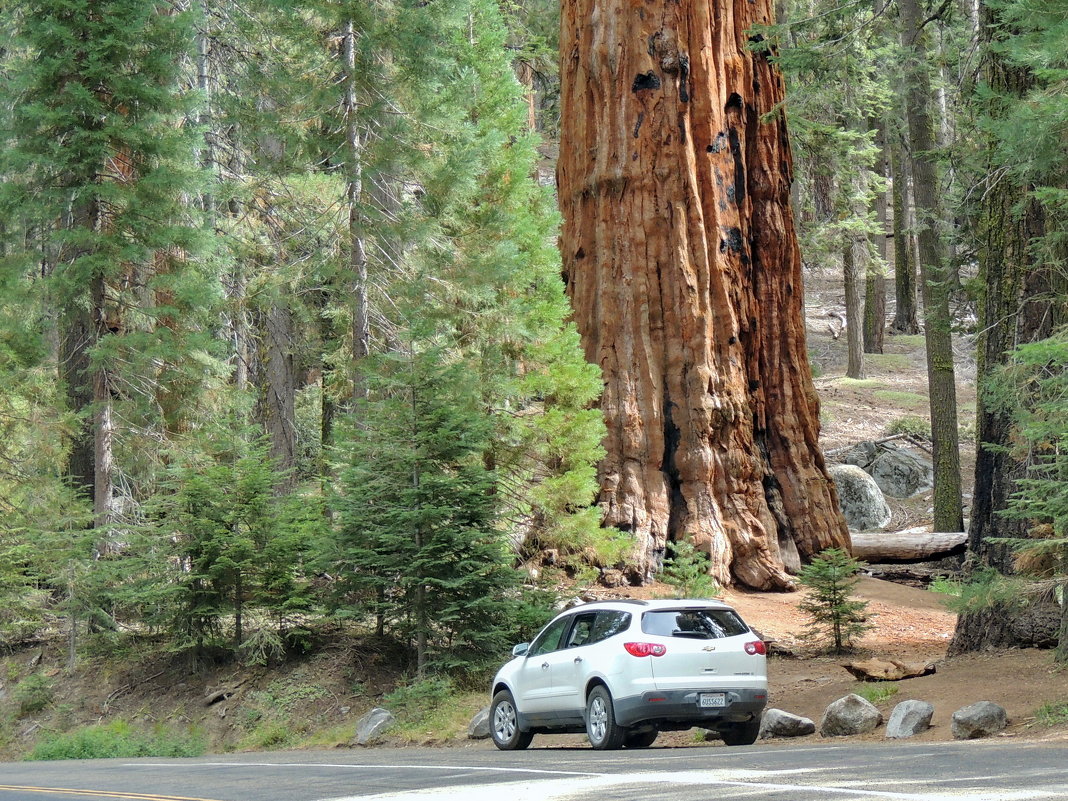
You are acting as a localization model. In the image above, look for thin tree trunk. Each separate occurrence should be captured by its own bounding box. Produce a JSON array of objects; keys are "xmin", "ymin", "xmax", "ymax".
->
[
  {"xmin": 259, "ymin": 304, "xmax": 298, "ymax": 488},
  {"xmin": 844, "ymin": 239, "xmax": 864, "ymax": 379},
  {"xmin": 559, "ymin": 0, "xmax": 849, "ymax": 589},
  {"xmin": 344, "ymin": 20, "xmax": 369, "ymax": 405},
  {"xmin": 900, "ymin": 0, "xmax": 963, "ymax": 534},
  {"xmin": 863, "ymin": 116, "xmax": 887, "ymax": 354},
  {"xmin": 889, "ymin": 132, "xmax": 919, "ymax": 334}
]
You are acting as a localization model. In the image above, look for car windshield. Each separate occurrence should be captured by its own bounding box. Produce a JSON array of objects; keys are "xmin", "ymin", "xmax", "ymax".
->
[{"xmin": 641, "ymin": 608, "xmax": 749, "ymax": 639}]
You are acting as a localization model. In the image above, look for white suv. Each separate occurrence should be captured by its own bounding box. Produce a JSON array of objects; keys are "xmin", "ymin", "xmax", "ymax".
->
[{"xmin": 489, "ymin": 599, "xmax": 767, "ymax": 750}]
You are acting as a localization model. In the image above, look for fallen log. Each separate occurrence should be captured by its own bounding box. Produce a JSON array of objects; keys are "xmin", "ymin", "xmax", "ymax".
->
[
  {"xmin": 841, "ymin": 658, "xmax": 936, "ymax": 681},
  {"xmin": 850, "ymin": 526, "xmax": 966, "ymax": 563}
]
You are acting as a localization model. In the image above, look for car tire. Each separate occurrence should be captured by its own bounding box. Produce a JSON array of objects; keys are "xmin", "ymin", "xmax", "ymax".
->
[
  {"xmin": 585, "ymin": 685, "xmax": 626, "ymax": 750},
  {"xmin": 721, "ymin": 714, "xmax": 762, "ymax": 746},
  {"xmin": 623, "ymin": 729, "xmax": 658, "ymax": 749},
  {"xmin": 490, "ymin": 690, "xmax": 533, "ymax": 750}
]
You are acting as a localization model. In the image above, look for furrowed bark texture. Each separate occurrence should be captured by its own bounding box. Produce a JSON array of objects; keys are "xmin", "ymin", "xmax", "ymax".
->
[{"xmin": 559, "ymin": 0, "xmax": 849, "ymax": 590}]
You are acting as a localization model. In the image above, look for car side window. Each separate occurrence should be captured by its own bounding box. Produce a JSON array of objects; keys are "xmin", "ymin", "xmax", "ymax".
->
[
  {"xmin": 565, "ymin": 612, "xmax": 597, "ymax": 648},
  {"xmin": 589, "ymin": 611, "xmax": 631, "ymax": 644},
  {"xmin": 528, "ymin": 615, "xmax": 570, "ymax": 657}
]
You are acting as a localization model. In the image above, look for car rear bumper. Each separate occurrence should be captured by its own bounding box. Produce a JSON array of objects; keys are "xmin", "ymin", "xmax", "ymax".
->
[{"xmin": 613, "ymin": 687, "xmax": 767, "ymax": 727}]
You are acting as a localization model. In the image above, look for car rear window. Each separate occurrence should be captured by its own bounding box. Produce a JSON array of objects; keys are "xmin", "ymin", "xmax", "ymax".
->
[{"xmin": 641, "ymin": 608, "xmax": 749, "ymax": 639}]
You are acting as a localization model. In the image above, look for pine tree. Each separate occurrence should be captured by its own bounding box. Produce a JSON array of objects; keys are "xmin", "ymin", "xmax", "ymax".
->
[
  {"xmin": 334, "ymin": 348, "xmax": 518, "ymax": 675},
  {"xmin": 0, "ymin": 0, "xmax": 217, "ymax": 532},
  {"xmin": 797, "ymin": 547, "xmax": 872, "ymax": 654}
]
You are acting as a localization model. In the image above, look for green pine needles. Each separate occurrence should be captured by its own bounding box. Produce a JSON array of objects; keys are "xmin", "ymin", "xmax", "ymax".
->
[{"xmin": 797, "ymin": 548, "xmax": 872, "ymax": 654}]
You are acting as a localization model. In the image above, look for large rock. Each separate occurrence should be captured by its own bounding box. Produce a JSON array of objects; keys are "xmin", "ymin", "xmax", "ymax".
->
[
  {"xmin": 951, "ymin": 701, "xmax": 1007, "ymax": 740},
  {"xmin": 828, "ymin": 464, "xmax": 892, "ymax": 531},
  {"xmin": 759, "ymin": 708, "xmax": 816, "ymax": 739},
  {"xmin": 869, "ymin": 448, "xmax": 933, "ymax": 498},
  {"xmin": 354, "ymin": 707, "xmax": 395, "ymax": 745},
  {"xmin": 840, "ymin": 442, "xmax": 933, "ymax": 498},
  {"xmin": 467, "ymin": 706, "xmax": 490, "ymax": 740},
  {"xmin": 820, "ymin": 694, "xmax": 883, "ymax": 737},
  {"xmin": 886, "ymin": 700, "xmax": 934, "ymax": 739}
]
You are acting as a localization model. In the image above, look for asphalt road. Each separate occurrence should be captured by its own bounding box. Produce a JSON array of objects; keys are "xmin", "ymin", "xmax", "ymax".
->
[{"xmin": 1, "ymin": 740, "xmax": 1066, "ymax": 801}]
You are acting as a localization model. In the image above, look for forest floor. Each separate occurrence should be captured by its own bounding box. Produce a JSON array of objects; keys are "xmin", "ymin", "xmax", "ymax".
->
[{"xmin": 2, "ymin": 271, "xmax": 1066, "ymax": 758}]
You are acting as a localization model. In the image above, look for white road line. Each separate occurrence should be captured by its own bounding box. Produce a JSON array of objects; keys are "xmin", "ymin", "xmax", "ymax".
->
[
  {"xmin": 316, "ymin": 769, "xmax": 1064, "ymax": 801},
  {"xmin": 125, "ymin": 762, "xmax": 602, "ymax": 778}
]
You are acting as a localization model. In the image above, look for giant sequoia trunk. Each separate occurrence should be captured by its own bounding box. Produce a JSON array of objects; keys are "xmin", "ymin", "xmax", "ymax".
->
[{"xmin": 559, "ymin": 0, "xmax": 849, "ymax": 590}]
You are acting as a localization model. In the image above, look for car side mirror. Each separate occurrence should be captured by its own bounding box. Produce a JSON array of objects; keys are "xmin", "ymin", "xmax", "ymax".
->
[{"xmin": 512, "ymin": 643, "xmax": 529, "ymax": 657}]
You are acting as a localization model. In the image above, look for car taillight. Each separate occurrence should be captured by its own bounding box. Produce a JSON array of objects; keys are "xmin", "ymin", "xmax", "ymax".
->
[
  {"xmin": 624, "ymin": 642, "xmax": 667, "ymax": 657},
  {"xmin": 744, "ymin": 640, "xmax": 766, "ymax": 655}
]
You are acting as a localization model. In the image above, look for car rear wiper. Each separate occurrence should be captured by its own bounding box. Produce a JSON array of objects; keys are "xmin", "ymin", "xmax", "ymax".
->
[{"xmin": 670, "ymin": 630, "xmax": 712, "ymax": 639}]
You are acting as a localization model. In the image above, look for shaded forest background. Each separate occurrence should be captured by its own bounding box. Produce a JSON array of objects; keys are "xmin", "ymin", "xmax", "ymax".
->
[{"xmin": 0, "ymin": 0, "xmax": 1066, "ymax": 687}]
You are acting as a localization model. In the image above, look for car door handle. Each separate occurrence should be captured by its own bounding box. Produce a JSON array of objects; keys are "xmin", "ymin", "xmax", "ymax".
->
[
  {"xmin": 541, "ymin": 662, "xmax": 550, "ymax": 670},
  {"xmin": 574, "ymin": 656, "xmax": 583, "ymax": 664}
]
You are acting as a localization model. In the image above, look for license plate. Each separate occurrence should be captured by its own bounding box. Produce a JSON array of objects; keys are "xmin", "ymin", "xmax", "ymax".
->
[{"xmin": 699, "ymin": 692, "xmax": 726, "ymax": 708}]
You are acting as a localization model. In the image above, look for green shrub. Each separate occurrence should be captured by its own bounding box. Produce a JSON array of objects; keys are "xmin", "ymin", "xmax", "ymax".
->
[
  {"xmin": 29, "ymin": 721, "xmax": 206, "ymax": 760},
  {"xmin": 853, "ymin": 682, "xmax": 899, "ymax": 705},
  {"xmin": 885, "ymin": 415, "xmax": 931, "ymax": 439},
  {"xmin": 14, "ymin": 674, "xmax": 54, "ymax": 717},
  {"xmin": 944, "ymin": 567, "xmax": 1026, "ymax": 615}
]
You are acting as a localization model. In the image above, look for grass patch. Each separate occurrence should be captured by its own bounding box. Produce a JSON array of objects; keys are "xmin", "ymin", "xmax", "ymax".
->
[
  {"xmin": 837, "ymin": 377, "xmax": 885, "ymax": 390},
  {"xmin": 1035, "ymin": 700, "xmax": 1068, "ymax": 727},
  {"xmin": 888, "ymin": 334, "xmax": 926, "ymax": 348},
  {"xmin": 853, "ymin": 682, "xmax": 899, "ymax": 705},
  {"xmin": 873, "ymin": 390, "xmax": 928, "ymax": 411},
  {"xmin": 238, "ymin": 720, "xmax": 301, "ymax": 750},
  {"xmin": 384, "ymin": 678, "xmax": 483, "ymax": 744},
  {"xmin": 29, "ymin": 720, "xmax": 206, "ymax": 760},
  {"xmin": 865, "ymin": 353, "xmax": 913, "ymax": 372},
  {"xmin": 929, "ymin": 576, "xmax": 963, "ymax": 597}
]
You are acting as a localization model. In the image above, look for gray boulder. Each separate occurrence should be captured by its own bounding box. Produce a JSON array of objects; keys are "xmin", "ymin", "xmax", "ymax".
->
[
  {"xmin": 885, "ymin": 700, "xmax": 934, "ymax": 739},
  {"xmin": 354, "ymin": 707, "xmax": 395, "ymax": 745},
  {"xmin": 467, "ymin": 706, "xmax": 491, "ymax": 740},
  {"xmin": 820, "ymin": 693, "xmax": 883, "ymax": 737},
  {"xmin": 759, "ymin": 708, "xmax": 816, "ymax": 739},
  {"xmin": 828, "ymin": 464, "xmax": 892, "ymax": 531},
  {"xmin": 869, "ymin": 448, "xmax": 933, "ymax": 498},
  {"xmin": 951, "ymin": 701, "xmax": 1007, "ymax": 740},
  {"xmin": 840, "ymin": 441, "xmax": 933, "ymax": 498}
]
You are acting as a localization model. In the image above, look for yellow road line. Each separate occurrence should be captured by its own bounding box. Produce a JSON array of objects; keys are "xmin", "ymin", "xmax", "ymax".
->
[{"xmin": 0, "ymin": 786, "xmax": 226, "ymax": 801}]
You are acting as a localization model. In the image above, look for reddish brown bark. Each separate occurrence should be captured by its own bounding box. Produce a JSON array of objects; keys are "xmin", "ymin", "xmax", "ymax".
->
[{"xmin": 559, "ymin": 0, "xmax": 849, "ymax": 589}]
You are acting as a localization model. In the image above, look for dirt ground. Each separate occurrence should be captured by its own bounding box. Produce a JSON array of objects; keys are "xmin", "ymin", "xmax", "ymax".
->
[{"xmin": 721, "ymin": 578, "xmax": 1068, "ymax": 744}]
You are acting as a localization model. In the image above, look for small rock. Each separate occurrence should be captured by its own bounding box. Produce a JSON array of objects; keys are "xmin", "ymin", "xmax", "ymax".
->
[
  {"xmin": 354, "ymin": 707, "xmax": 395, "ymax": 745},
  {"xmin": 600, "ymin": 568, "xmax": 625, "ymax": 588},
  {"xmin": 951, "ymin": 701, "xmax": 1007, "ymax": 740},
  {"xmin": 467, "ymin": 706, "xmax": 491, "ymax": 740},
  {"xmin": 759, "ymin": 708, "xmax": 816, "ymax": 739},
  {"xmin": 885, "ymin": 700, "xmax": 934, "ymax": 739},
  {"xmin": 820, "ymin": 694, "xmax": 883, "ymax": 737}
]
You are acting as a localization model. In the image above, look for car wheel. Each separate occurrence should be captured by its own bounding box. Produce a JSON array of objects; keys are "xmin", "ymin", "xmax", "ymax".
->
[
  {"xmin": 490, "ymin": 690, "xmax": 533, "ymax": 750},
  {"xmin": 585, "ymin": 685, "xmax": 626, "ymax": 750},
  {"xmin": 721, "ymin": 714, "xmax": 762, "ymax": 746},
  {"xmin": 623, "ymin": 728, "xmax": 658, "ymax": 749}
]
